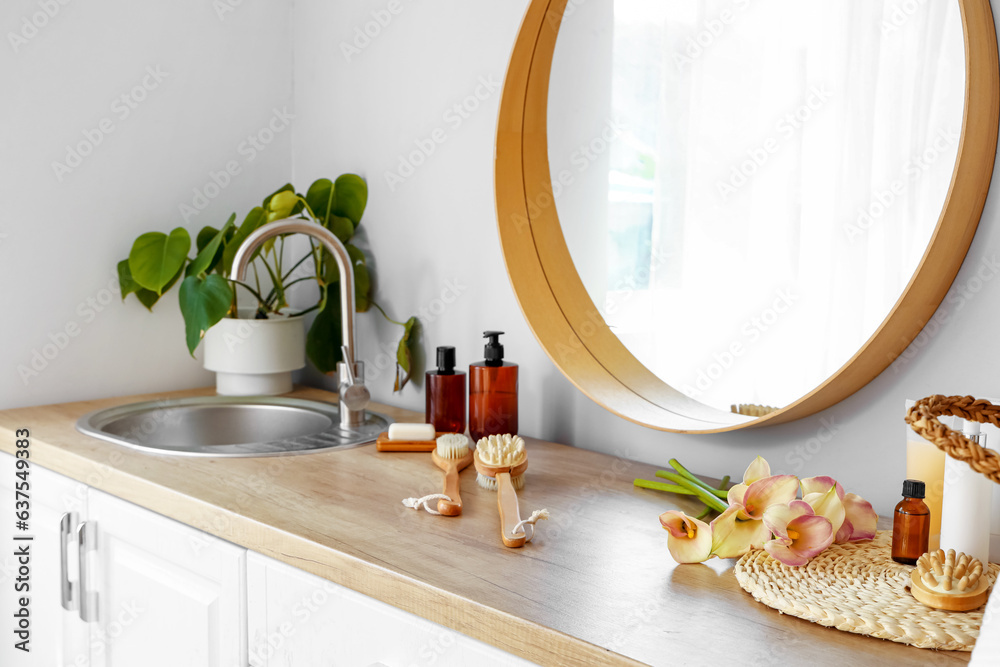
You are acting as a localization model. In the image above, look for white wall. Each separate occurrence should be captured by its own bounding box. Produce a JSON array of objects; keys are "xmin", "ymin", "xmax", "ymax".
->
[
  {"xmin": 0, "ymin": 0, "xmax": 294, "ymax": 405},
  {"xmin": 4, "ymin": 0, "xmax": 998, "ymax": 518},
  {"xmin": 291, "ymin": 0, "xmax": 1000, "ymax": 517}
]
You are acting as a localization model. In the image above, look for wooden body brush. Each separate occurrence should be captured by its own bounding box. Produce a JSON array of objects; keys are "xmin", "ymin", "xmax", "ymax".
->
[
  {"xmin": 431, "ymin": 434, "xmax": 474, "ymax": 516},
  {"xmin": 474, "ymin": 434, "xmax": 529, "ymax": 547}
]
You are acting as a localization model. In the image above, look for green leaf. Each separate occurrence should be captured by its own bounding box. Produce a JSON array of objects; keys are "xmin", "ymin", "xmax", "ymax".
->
[
  {"xmin": 128, "ymin": 228, "xmax": 191, "ymax": 294},
  {"xmin": 354, "ymin": 263, "xmax": 371, "ymax": 312},
  {"xmin": 118, "ymin": 259, "xmax": 140, "ymax": 300},
  {"xmin": 306, "ymin": 288, "xmax": 343, "ymax": 373},
  {"xmin": 179, "ymin": 274, "xmax": 233, "ymax": 355},
  {"xmin": 332, "ymin": 174, "xmax": 367, "ymax": 228},
  {"xmin": 394, "ymin": 316, "xmax": 418, "ymax": 391},
  {"xmin": 134, "ymin": 264, "xmax": 184, "ymax": 311},
  {"xmin": 188, "ymin": 215, "xmax": 236, "ymax": 278},
  {"xmin": 328, "ymin": 214, "xmax": 354, "ymax": 242},
  {"xmin": 304, "ymin": 178, "xmax": 334, "ymax": 225},
  {"xmin": 222, "ymin": 207, "xmax": 267, "ymax": 275}
]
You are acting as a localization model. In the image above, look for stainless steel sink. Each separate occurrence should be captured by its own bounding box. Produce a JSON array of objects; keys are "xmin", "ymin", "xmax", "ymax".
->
[{"xmin": 76, "ymin": 396, "xmax": 389, "ymax": 457}]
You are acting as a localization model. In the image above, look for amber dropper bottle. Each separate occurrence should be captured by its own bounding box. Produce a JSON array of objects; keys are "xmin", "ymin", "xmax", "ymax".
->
[
  {"xmin": 425, "ymin": 346, "xmax": 466, "ymax": 434},
  {"xmin": 891, "ymin": 479, "xmax": 930, "ymax": 565},
  {"xmin": 469, "ymin": 331, "xmax": 518, "ymax": 442}
]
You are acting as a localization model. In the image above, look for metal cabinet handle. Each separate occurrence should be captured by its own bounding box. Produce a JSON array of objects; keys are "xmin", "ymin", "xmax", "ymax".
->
[
  {"xmin": 59, "ymin": 512, "xmax": 78, "ymax": 611},
  {"xmin": 77, "ymin": 521, "xmax": 99, "ymax": 622}
]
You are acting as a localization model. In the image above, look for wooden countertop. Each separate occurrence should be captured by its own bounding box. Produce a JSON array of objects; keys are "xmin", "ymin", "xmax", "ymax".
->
[{"xmin": 0, "ymin": 387, "xmax": 970, "ymax": 666}]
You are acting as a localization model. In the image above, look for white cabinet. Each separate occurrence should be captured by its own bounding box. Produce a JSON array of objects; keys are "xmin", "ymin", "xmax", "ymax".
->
[
  {"xmin": 0, "ymin": 453, "xmax": 245, "ymax": 667},
  {"xmin": 0, "ymin": 455, "xmax": 89, "ymax": 666},
  {"xmin": 4, "ymin": 455, "xmax": 535, "ymax": 667},
  {"xmin": 86, "ymin": 490, "xmax": 246, "ymax": 667},
  {"xmin": 247, "ymin": 552, "xmax": 537, "ymax": 667}
]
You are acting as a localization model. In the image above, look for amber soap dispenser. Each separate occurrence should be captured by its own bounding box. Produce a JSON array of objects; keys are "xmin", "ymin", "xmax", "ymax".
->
[
  {"xmin": 425, "ymin": 346, "xmax": 466, "ymax": 434},
  {"xmin": 469, "ymin": 331, "xmax": 518, "ymax": 442},
  {"xmin": 892, "ymin": 479, "xmax": 930, "ymax": 565}
]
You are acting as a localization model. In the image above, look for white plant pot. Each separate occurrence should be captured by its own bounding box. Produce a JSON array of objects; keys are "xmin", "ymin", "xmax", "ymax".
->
[{"xmin": 202, "ymin": 310, "xmax": 306, "ymax": 396}]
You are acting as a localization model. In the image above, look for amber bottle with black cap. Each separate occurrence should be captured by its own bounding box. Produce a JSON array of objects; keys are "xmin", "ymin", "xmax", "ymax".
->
[
  {"xmin": 892, "ymin": 479, "xmax": 930, "ymax": 565},
  {"xmin": 425, "ymin": 346, "xmax": 466, "ymax": 434},
  {"xmin": 469, "ymin": 331, "xmax": 518, "ymax": 442}
]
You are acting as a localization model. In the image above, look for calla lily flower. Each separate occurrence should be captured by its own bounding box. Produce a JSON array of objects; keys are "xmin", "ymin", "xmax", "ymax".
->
[
  {"xmin": 836, "ymin": 493, "xmax": 878, "ymax": 543},
  {"xmin": 802, "ymin": 483, "xmax": 846, "ymax": 536},
  {"xmin": 728, "ymin": 475, "xmax": 799, "ymax": 521},
  {"xmin": 659, "ymin": 511, "xmax": 712, "ymax": 563},
  {"xmin": 725, "ymin": 456, "xmax": 772, "ymax": 509},
  {"xmin": 710, "ymin": 505, "xmax": 772, "ymax": 558},
  {"xmin": 763, "ymin": 500, "xmax": 835, "ymax": 567},
  {"xmin": 800, "ymin": 476, "xmax": 844, "ymax": 498}
]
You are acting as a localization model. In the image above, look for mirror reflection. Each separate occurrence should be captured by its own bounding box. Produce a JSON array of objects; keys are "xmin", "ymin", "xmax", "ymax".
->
[{"xmin": 550, "ymin": 0, "xmax": 965, "ymax": 413}]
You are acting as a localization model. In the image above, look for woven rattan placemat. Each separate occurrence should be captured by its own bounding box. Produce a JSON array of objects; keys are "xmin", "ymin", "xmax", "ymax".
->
[{"xmin": 734, "ymin": 531, "xmax": 999, "ymax": 651}]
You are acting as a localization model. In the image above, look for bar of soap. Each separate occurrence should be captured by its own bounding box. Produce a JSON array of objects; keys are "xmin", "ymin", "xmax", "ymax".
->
[{"xmin": 388, "ymin": 423, "xmax": 436, "ymax": 441}]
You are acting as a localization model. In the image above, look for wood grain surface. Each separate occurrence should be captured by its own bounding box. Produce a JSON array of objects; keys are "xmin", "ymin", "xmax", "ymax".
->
[{"xmin": 0, "ymin": 387, "xmax": 971, "ymax": 666}]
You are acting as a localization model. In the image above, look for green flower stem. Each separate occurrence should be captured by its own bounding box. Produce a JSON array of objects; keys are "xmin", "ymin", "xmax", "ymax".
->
[
  {"xmin": 695, "ymin": 506, "xmax": 713, "ymax": 520},
  {"xmin": 633, "ymin": 479, "xmax": 697, "ymax": 495},
  {"xmin": 655, "ymin": 471, "xmax": 728, "ymax": 512},
  {"xmin": 668, "ymin": 459, "xmax": 730, "ymax": 500}
]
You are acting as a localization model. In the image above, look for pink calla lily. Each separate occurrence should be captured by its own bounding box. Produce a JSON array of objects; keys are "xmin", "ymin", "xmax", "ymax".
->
[
  {"xmin": 835, "ymin": 493, "xmax": 878, "ymax": 543},
  {"xmin": 733, "ymin": 475, "xmax": 799, "ymax": 521},
  {"xmin": 725, "ymin": 456, "xmax": 773, "ymax": 512},
  {"xmin": 659, "ymin": 511, "xmax": 712, "ymax": 563},
  {"xmin": 763, "ymin": 500, "xmax": 835, "ymax": 567},
  {"xmin": 710, "ymin": 505, "xmax": 772, "ymax": 558},
  {"xmin": 800, "ymin": 476, "xmax": 844, "ymax": 499},
  {"xmin": 802, "ymin": 484, "xmax": 846, "ymax": 536}
]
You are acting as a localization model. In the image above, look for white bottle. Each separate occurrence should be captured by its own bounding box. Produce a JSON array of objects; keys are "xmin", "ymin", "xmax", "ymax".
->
[{"xmin": 940, "ymin": 419, "xmax": 993, "ymax": 564}]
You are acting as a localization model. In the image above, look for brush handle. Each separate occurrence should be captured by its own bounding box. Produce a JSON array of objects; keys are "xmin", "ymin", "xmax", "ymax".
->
[
  {"xmin": 497, "ymin": 472, "xmax": 526, "ymax": 548},
  {"xmin": 438, "ymin": 461, "xmax": 463, "ymax": 516}
]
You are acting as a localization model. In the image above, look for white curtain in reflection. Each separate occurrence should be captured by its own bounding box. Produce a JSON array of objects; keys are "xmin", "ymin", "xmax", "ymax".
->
[{"xmin": 600, "ymin": 0, "xmax": 964, "ymax": 411}]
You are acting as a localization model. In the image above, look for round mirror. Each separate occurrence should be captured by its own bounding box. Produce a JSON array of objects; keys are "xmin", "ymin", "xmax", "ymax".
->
[{"xmin": 496, "ymin": 0, "xmax": 999, "ymax": 432}]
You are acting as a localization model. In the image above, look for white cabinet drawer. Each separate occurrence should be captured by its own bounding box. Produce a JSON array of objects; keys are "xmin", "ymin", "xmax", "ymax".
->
[{"xmin": 247, "ymin": 551, "xmax": 537, "ymax": 667}]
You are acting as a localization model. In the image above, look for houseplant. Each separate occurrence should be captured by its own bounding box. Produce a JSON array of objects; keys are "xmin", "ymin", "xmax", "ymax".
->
[{"xmin": 118, "ymin": 175, "xmax": 418, "ymax": 393}]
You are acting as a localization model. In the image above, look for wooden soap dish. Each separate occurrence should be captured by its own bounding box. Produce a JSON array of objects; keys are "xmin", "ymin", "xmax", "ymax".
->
[{"xmin": 375, "ymin": 431, "xmax": 449, "ymax": 452}]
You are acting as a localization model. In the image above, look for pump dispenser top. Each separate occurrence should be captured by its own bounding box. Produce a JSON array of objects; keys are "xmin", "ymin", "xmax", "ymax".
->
[
  {"xmin": 483, "ymin": 331, "xmax": 505, "ymax": 367},
  {"xmin": 436, "ymin": 345, "xmax": 456, "ymax": 374}
]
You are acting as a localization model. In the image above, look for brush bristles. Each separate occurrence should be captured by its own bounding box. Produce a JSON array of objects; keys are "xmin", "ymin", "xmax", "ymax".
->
[
  {"xmin": 476, "ymin": 434, "xmax": 526, "ymax": 466},
  {"xmin": 436, "ymin": 433, "xmax": 471, "ymax": 458},
  {"xmin": 477, "ymin": 472, "xmax": 525, "ymax": 491}
]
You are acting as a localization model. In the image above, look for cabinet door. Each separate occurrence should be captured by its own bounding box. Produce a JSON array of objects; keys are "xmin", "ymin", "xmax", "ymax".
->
[
  {"xmin": 0, "ymin": 452, "xmax": 89, "ymax": 667},
  {"xmin": 247, "ymin": 551, "xmax": 537, "ymax": 667},
  {"xmin": 86, "ymin": 489, "xmax": 246, "ymax": 667}
]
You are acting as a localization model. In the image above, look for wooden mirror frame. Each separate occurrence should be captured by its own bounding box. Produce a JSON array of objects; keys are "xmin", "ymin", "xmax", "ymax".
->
[{"xmin": 495, "ymin": 0, "xmax": 1000, "ymax": 433}]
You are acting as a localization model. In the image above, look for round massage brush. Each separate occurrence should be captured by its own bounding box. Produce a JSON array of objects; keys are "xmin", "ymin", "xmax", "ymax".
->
[
  {"xmin": 431, "ymin": 434, "xmax": 474, "ymax": 516},
  {"xmin": 910, "ymin": 549, "xmax": 991, "ymax": 611},
  {"xmin": 474, "ymin": 434, "xmax": 530, "ymax": 547}
]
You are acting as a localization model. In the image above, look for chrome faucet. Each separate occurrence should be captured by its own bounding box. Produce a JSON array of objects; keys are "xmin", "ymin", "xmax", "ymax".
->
[{"xmin": 230, "ymin": 218, "xmax": 371, "ymax": 428}]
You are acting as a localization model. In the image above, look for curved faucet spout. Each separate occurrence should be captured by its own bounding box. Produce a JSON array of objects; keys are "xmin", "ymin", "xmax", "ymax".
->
[{"xmin": 230, "ymin": 218, "xmax": 367, "ymax": 426}]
